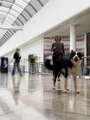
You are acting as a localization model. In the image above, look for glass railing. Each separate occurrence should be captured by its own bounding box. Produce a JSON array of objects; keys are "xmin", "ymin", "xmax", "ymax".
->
[{"xmin": 7, "ymin": 60, "xmax": 90, "ymax": 78}]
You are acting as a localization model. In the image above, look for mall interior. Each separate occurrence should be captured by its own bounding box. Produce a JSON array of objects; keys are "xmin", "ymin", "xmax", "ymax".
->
[{"xmin": 0, "ymin": 0, "xmax": 90, "ymax": 120}]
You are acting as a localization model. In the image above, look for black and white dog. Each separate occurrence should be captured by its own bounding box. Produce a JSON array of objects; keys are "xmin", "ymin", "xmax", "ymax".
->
[{"xmin": 45, "ymin": 51, "xmax": 82, "ymax": 93}]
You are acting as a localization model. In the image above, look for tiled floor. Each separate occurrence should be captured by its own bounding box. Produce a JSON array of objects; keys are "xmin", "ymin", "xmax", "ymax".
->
[{"xmin": 0, "ymin": 73, "xmax": 90, "ymax": 120}]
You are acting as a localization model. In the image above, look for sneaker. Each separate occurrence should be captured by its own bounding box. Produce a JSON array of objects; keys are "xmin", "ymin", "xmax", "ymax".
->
[
  {"xmin": 20, "ymin": 74, "xmax": 22, "ymax": 77},
  {"xmin": 12, "ymin": 73, "xmax": 15, "ymax": 76},
  {"xmin": 20, "ymin": 73, "xmax": 24, "ymax": 77}
]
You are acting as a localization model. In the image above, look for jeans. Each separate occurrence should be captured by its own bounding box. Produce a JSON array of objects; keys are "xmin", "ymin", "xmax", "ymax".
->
[{"xmin": 12, "ymin": 62, "xmax": 22, "ymax": 75}]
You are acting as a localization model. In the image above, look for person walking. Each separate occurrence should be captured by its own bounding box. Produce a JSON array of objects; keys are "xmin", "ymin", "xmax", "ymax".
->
[{"xmin": 12, "ymin": 48, "xmax": 22, "ymax": 76}]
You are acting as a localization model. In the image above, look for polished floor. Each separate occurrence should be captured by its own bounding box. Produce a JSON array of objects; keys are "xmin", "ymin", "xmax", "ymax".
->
[{"xmin": 0, "ymin": 73, "xmax": 90, "ymax": 120}]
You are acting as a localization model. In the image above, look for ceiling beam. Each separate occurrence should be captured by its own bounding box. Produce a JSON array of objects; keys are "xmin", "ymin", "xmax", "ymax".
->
[{"xmin": 0, "ymin": 25, "xmax": 23, "ymax": 30}]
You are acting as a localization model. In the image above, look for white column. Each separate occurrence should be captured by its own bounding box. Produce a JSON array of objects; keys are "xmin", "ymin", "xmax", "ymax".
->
[{"xmin": 70, "ymin": 25, "xmax": 76, "ymax": 51}]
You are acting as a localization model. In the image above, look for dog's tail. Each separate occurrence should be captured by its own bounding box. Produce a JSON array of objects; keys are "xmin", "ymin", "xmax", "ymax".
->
[{"xmin": 44, "ymin": 59, "xmax": 53, "ymax": 70}]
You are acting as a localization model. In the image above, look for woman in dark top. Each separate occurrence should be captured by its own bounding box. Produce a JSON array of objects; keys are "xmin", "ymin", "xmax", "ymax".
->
[{"xmin": 51, "ymin": 35, "xmax": 65, "ymax": 65}]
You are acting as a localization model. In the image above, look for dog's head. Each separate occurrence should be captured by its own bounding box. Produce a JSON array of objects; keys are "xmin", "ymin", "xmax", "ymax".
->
[{"xmin": 70, "ymin": 50, "xmax": 82, "ymax": 62}]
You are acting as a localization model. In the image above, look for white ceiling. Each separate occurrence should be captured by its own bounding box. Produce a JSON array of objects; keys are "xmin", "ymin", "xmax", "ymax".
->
[
  {"xmin": 0, "ymin": 0, "xmax": 49, "ymax": 47},
  {"xmin": 44, "ymin": 7, "xmax": 90, "ymax": 37}
]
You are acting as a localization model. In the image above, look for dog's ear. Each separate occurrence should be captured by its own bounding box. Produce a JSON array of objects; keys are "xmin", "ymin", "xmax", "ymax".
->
[
  {"xmin": 77, "ymin": 52, "xmax": 82, "ymax": 59},
  {"xmin": 70, "ymin": 50, "xmax": 75, "ymax": 58},
  {"xmin": 71, "ymin": 50, "xmax": 75, "ymax": 54}
]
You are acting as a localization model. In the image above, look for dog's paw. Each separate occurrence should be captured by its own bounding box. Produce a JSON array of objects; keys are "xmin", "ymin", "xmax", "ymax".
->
[
  {"xmin": 67, "ymin": 88, "xmax": 69, "ymax": 91},
  {"xmin": 75, "ymin": 91, "xmax": 80, "ymax": 94},
  {"xmin": 57, "ymin": 78, "xmax": 61, "ymax": 81},
  {"xmin": 52, "ymin": 87, "xmax": 55, "ymax": 90},
  {"xmin": 63, "ymin": 90, "xmax": 68, "ymax": 93}
]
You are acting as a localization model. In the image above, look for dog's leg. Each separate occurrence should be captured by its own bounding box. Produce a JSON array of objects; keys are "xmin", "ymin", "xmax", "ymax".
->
[
  {"xmin": 53, "ymin": 76, "xmax": 57, "ymax": 90},
  {"xmin": 53, "ymin": 76, "xmax": 55, "ymax": 87},
  {"xmin": 57, "ymin": 72, "xmax": 61, "ymax": 81},
  {"xmin": 52, "ymin": 69, "xmax": 55, "ymax": 89},
  {"xmin": 63, "ymin": 69, "xmax": 68, "ymax": 93},
  {"xmin": 74, "ymin": 75, "xmax": 80, "ymax": 94},
  {"xmin": 63, "ymin": 77, "xmax": 68, "ymax": 93},
  {"xmin": 53, "ymin": 70, "xmax": 58, "ymax": 90}
]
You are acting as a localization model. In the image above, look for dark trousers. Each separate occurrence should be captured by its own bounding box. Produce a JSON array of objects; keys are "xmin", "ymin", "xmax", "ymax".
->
[
  {"xmin": 52, "ymin": 52, "xmax": 64, "ymax": 76},
  {"xmin": 12, "ymin": 62, "xmax": 22, "ymax": 75}
]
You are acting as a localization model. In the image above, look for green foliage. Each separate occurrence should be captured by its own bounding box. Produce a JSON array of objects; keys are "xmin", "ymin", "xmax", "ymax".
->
[{"xmin": 28, "ymin": 54, "xmax": 37, "ymax": 63}]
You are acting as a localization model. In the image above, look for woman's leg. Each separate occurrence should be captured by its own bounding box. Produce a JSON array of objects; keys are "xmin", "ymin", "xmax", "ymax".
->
[
  {"xmin": 12, "ymin": 62, "xmax": 16, "ymax": 75},
  {"xmin": 17, "ymin": 62, "xmax": 22, "ymax": 76}
]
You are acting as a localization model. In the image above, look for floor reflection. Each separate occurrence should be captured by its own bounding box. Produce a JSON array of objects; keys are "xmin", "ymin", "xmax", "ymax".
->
[
  {"xmin": 0, "ymin": 73, "xmax": 90, "ymax": 120},
  {"xmin": 12, "ymin": 75, "xmax": 22, "ymax": 105},
  {"xmin": 0, "ymin": 73, "xmax": 8, "ymax": 88}
]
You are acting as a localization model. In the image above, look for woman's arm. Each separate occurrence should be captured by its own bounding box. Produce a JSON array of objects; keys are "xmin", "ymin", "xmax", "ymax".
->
[
  {"xmin": 62, "ymin": 43, "xmax": 65, "ymax": 55},
  {"xmin": 51, "ymin": 43, "xmax": 56, "ymax": 52}
]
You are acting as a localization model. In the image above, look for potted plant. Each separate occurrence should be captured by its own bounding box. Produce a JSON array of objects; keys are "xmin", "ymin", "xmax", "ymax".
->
[
  {"xmin": 28, "ymin": 54, "xmax": 37, "ymax": 64},
  {"xmin": 28, "ymin": 54, "xmax": 37, "ymax": 74}
]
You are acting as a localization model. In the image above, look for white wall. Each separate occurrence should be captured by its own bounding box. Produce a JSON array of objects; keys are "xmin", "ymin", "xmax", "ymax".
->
[
  {"xmin": 5, "ymin": 37, "xmax": 44, "ymax": 71},
  {"xmin": 0, "ymin": 0, "xmax": 90, "ymax": 56},
  {"xmin": 20, "ymin": 37, "xmax": 44, "ymax": 62}
]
